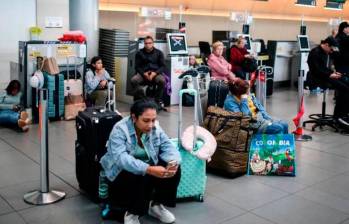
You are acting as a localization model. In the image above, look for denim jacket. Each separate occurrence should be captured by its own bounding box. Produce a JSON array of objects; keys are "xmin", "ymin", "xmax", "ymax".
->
[
  {"xmin": 85, "ymin": 69, "xmax": 112, "ymax": 94},
  {"xmin": 224, "ymin": 93, "xmax": 273, "ymax": 130},
  {"xmin": 100, "ymin": 116, "xmax": 181, "ymax": 182},
  {"xmin": 0, "ymin": 91, "xmax": 21, "ymax": 110}
]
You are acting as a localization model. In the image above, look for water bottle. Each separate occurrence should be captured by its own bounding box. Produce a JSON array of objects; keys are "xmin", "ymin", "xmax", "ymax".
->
[{"xmin": 99, "ymin": 171, "xmax": 108, "ymax": 201}]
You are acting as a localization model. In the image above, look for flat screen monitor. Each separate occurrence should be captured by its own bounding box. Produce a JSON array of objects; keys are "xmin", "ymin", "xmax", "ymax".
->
[
  {"xmin": 167, "ymin": 33, "xmax": 188, "ymax": 55},
  {"xmin": 237, "ymin": 34, "xmax": 252, "ymax": 51},
  {"xmin": 297, "ymin": 35, "xmax": 310, "ymax": 51}
]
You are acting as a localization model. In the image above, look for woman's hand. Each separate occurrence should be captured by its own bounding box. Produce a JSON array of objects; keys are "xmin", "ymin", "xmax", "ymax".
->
[{"xmin": 146, "ymin": 166, "xmax": 177, "ymax": 178}]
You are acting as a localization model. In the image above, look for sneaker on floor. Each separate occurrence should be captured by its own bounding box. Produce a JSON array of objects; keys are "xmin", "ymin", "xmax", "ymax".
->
[
  {"xmin": 124, "ymin": 211, "xmax": 140, "ymax": 224},
  {"xmin": 149, "ymin": 203, "xmax": 175, "ymax": 223}
]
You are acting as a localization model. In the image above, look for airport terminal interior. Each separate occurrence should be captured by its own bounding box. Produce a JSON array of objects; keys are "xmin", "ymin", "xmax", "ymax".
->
[{"xmin": 1, "ymin": 0, "xmax": 349, "ymax": 224}]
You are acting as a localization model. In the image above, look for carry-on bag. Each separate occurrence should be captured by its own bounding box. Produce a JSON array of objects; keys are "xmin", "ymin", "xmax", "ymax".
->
[
  {"xmin": 207, "ymin": 80, "xmax": 229, "ymax": 108},
  {"xmin": 64, "ymin": 56, "xmax": 85, "ymax": 120},
  {"xmin": 64, "ymin": 56, "xmax": 83, "ymax": 97},
  {"xmin": 248, "ymin": 134, "xmax": 296, "ymax": 176},
  {"xmin": 32, "ymin": 72, "xmax": 65, "ymax": 122},
  {"xmin": 42, "ymin": 57, "xmax": 60, "ymax": 75},
  {"xmin": 75, "ymin": 80, "xmax": 121, "ymax": 201},
  {"xmin": 204, "ymin": 106, "xmax": 253, "ymax": 177},
  {"xmin": 173, "ymin": 89, "xmax": 207, "ymax": 202}
]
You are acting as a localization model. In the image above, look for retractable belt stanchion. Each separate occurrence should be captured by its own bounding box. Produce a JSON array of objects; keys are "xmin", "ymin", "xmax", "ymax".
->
[
  {"xmin": 255, "ymin": 68, "xmax": 267, "ymax": 109},
  {"xmin": 24, "ymin": 89, "xmax": 66, "ymax": 205},
  {"xmin": 294, "ymin": 70, "xmax": 312, "ymax": 142}
]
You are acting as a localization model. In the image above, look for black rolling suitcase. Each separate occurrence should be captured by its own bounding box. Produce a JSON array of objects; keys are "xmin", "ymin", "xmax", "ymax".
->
[
  {"xmin": 75, "ymin": 107, "xmax": 122, "ymax": 201},
  {"xmin": 207, "ymin": 80, "xmax": 229, "ymax": 108}
]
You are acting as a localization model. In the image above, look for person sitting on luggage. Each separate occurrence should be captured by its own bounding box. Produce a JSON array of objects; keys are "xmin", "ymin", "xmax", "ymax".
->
[
  {"xmin": 131, "ymin": 36, "xmax": 167, "ymax": 109},
  {"xmin": 207, "ymin": 41, "xmax": 236, "ymax": 82},
  {"xmin": 230, "ymin": 37, "xmax": 254, "ymax": 79},
  {"xmin": 85, "ymin": 56, "xmax": 112, "ymax": 107},
  {"xmin": 224, "ymin": 78, "xmax": 288, "ymax": 134},
  {"xmin": 0, "ymin": 80, "xmax": 30, "ymax": 132},
  {"xmin": 100, "ymin": 99, "xmax": 181, "ymax": 224}
]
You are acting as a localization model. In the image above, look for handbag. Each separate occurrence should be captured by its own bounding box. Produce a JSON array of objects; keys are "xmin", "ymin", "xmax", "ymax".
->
[
  {"xmin": 42, "ymin": 57, "xmax": 60, "ymax": 75},
  {"xmin": 242, "ymin": 58, "xmax": 258, "ymax": 73}
]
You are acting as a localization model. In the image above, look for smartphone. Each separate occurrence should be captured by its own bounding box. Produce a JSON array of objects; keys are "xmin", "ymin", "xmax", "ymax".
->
[{"xmin": 166, "ymin": 161, "xmax": 177, "ymax": 169}]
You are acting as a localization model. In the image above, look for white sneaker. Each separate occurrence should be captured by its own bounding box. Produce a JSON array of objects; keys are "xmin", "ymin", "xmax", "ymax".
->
[
  {"xmin": 148, "ymin": 203, "xmax": 175, "ymax": 223},
  {"xmin": 124, "ymin": 211, "xmax": 140, "ymax": 224}
]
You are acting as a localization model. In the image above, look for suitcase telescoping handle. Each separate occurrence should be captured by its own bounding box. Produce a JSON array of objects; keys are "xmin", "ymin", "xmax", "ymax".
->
[
  {"xmin": 178, "ymin": 89, "xmax": 198, "ymax": 150},
  {"xmin": 66, "ymin": 56, "xmax": 78, "ymax": 80}
]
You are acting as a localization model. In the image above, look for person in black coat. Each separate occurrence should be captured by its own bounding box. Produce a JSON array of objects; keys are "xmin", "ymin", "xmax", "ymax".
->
[
  {"xmin": 307, "ymin": 36, "xmax": 349, "ymax": 127},
  {"xmin": 335, "ymin": 21, "xmax": 349, "ymax": 74}
]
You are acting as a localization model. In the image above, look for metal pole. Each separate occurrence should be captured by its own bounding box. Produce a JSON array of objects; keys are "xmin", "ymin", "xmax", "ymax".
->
[
  {"xmin": 40, "ymin": 89, "xmax": 49, "ymax": 193},
  {"xmin": 295, "ymin": 69, "xmax": 312, "ymax": 142},
  {"xmin": 24, "ymin": 89, "xmax": 66, "ymax": 205}
]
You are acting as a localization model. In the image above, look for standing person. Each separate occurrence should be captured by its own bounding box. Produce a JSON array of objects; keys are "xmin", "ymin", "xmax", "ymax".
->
[
  {"xmin": 230, "ymin": 37, "xmax": 255, "ymax": 79},
  {"xmin": 100, "ymin": 99, "xmax": 181, "ymax": 224},
  {"xmin": 335, "ymin": 21, "xmax": 349, "ymax": 74},
  {"xmin": 307, "ymin": 36, "xmax": 349, "ymax": 127},
  {"xmin": 0, "ymin": 80, "xmax": 30, "ymax": 131},
  {"xmin": 224, "ymin": 78, "xmax": 288, "ymax": 134},
  {"xmin": 85, "ymin": 56, "xmax": 112, "ymax": 107},
  {"xmin": 131, "ymin": 36, "xmax": 167, "ymax": 109}
]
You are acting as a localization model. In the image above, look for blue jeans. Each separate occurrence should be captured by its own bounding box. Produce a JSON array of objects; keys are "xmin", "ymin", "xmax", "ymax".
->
[
  {"xmin": 258, "ymin": 120, "xmax": 289, "ymax": 134},
  {"xmin": 0, "ymin": 109, "xmax": 19, "ymax": 126}
]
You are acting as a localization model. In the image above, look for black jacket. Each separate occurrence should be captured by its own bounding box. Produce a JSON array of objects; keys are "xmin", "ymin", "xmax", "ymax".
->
[
  {"xmin": 335, "ymin": 33, "xmax": 349, "ymax": 73},
  {"xmin": 135, "ymin": 48, "xmax": 166, "ymax": 76},
  {"xmin": 307, "ymin": 46, "xmax": 333, "ymax": 81}
]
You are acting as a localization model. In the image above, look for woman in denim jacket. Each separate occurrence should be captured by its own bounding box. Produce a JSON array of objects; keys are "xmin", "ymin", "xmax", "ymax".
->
[
  {"xmin": 224, "ymin": 78, "xmax": 288, "ymax": 134},
  {"xmin": 100, "ymin": 99, "xmax": 181, "ymax": 224}
]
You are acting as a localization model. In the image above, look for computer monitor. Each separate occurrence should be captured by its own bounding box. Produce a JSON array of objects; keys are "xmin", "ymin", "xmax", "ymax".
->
[
  {"xmin": 297, "ymin": 35, "xmax": 310, "ymax": 52},
  {"xmin": 166, "ymin": 33, "xmax": 188, "ymax": 55},
  {"xmin": 237, "ymin": 34, "xmax": 252, "ymax": 51}
]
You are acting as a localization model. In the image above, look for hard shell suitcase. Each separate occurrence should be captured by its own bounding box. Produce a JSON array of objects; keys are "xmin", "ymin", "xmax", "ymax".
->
[
  {"xmin": 75, "ymin": 108, "xmax": 122, "ymax": 201},
  {"xmin": 207, "ymin": 80, "xmax": 229, "ymax": 108},
  {"xmin": 64, "ymin": 56, "xmax": 83, "ymax": 97},
  {"xmin": 173, "ymin": 89, "xmax": 206, "ymax": 202},
  {"xmin": 32, "ymin": 71, "xmax": 65, "ymax": 122},
  {"xmin": 75, "ymin": 80, "xmax": 121, "ymax": 201},
  {"xmin": 64, "ymin": 56, "xmax": 85, "ymax": 120}
]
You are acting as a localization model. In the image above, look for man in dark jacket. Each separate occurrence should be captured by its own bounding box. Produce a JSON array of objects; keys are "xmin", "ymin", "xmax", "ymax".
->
[
  {"xmin": 131, "ymin": 36, "xmax": 167, "ymax": 108},
  {"xmin": 307, "ymin": 36, "xmax": 349, "ymax": 127}
]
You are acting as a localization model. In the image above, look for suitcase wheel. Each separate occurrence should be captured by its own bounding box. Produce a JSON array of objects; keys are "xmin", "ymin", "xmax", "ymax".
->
[{"xmin": 196, "ymin": 195, "xmax": 204, "ymax": 202}]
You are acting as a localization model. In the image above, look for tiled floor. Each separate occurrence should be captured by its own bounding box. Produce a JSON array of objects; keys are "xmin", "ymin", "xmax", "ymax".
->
[{"xmin": 1, "ymin": 88, "xmax": 349, "ymax": 224}]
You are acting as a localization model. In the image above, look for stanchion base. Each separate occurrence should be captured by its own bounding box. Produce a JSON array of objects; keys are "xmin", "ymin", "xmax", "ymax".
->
[
  {"xmin": 24, "ymin": 190, "xmax": 66, "ymax": 205},
  {"xmin": 295, "ymin": 134, "xmax": 312, "ymax": 142}
]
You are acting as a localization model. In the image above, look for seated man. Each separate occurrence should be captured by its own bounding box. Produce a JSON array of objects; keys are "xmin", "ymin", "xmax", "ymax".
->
[
  {"xmin": 131, "ymin": 36, "xmax": 166, "ymax": 109},
  {"xmin": 308, "ymin": 36, "xmax": 349, "ymax": 127},
  {"xmin": 224, "ymin": 78, "xmax": 288, "ymax": 134},
  {"xmin": 100, "ymin": 99, "xmax": 181, "ymax": 224}
]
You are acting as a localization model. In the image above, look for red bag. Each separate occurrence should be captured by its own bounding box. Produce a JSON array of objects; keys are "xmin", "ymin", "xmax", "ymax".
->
[{"xmin": 58, "ymin": 30, "xmax": 86, "ymax": 43}]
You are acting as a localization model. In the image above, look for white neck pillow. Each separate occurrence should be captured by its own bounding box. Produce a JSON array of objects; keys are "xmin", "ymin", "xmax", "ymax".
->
[{"xmin": 181, "ymin": 125, "xmax": 217, "ymax": 161}]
